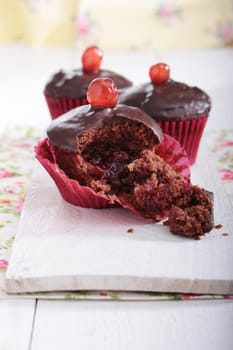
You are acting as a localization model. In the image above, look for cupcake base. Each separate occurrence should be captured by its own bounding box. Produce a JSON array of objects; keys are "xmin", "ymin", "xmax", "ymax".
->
[
  {"xmin": 45, "ymin": 95, "xmax": 88, "ymax": 120},
  {"xmin": 35, "ymin": 134, "xmax": 190, "ymax": 211},
  {"xmin": 157, "ymin": 115, "xmax": 208, "ymax": 165}
]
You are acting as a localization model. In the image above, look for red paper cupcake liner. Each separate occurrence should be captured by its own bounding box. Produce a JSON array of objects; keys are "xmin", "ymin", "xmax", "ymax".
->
[
  {"xmin": 35, "ymin": 138, "xmax": 121, "ymax": 209},
  {"xmin": 157, "ymin": 115, "xmax": 208, "ymax": 165},
  {"xmin": 45, "ymin": 95, "xmax": 88, "ymax": 120},
  {"xmin": 157, "ymin": 134, "xmax": 190, "ymax": 181},
  {"xmin": 35, "ymin": 134, "xmax": 190, "ymax": 213}
]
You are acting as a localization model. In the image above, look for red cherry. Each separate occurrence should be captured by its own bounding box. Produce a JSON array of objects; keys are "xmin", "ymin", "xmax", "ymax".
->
[
  {"xmin": 81, "ymin": 46, "xmax": 103, "ymax": 72},
  {"xmin": 87, "ymin": 78, "xmax": 119, "ymax": 108},
  {"xmin": 149, "ymin": 63, "xmax": 170, "ymax": 84}
]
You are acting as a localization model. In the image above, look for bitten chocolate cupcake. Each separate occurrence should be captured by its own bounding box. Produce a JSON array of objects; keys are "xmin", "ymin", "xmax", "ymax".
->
[
  {"xmin": 120, "ymin": 63, "xmax": 211, "ymax": 165},
  {"xmin": 36, "ymin": 78, "xmax": 213, "ymax": 238},
  {"xmin": 44, "ymin": 46, "xmax": 132, "ymax": 119}
]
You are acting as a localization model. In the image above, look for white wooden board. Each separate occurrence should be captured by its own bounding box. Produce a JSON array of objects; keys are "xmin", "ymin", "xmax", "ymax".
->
[
  {"xmin": 5, "ymin": 143, "xmax": 233, "ymax": 294},
  {"xmin": 0, "ymin": 299, "xmax": 35, "ymax": 350},
  {"xmin": 31, "ymin": 299, "xmax": 233, "ymax": 350}
]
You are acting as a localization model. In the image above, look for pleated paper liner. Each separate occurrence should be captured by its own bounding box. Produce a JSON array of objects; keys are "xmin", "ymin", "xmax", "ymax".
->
[
  {"xmin": 45, "ymin": 95, "xmax": 88, "ymax": 120},
  {"xmin": 157, "ymin": 134, "xmax": 190, "ymax": 181},
  {"xmin": 35, "ymin": 138, "xmax": 120, "ymax": 208},
  {"xmin": 35, "ymin": 134, "xmax": 190, "ymax": 213},
  {"xmin": 157, "ymin": 115, "xmax": 208, "ymax": 165}
]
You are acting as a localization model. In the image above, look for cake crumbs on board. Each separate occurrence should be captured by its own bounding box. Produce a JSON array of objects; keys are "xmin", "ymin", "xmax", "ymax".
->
[
  {"xmin": 127, "ymin": 228, "xmax": 134, "ymax": 233},
  {"xmin": 194, "ymin": 236, "xmax": 201, "ymax": 240},
  {"xmin": 214, "ymin": 224, "xmax": 223, "ymax": 229}
]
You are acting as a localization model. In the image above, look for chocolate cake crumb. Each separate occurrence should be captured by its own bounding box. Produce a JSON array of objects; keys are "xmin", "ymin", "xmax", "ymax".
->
[
  {"xmin": 214, "ymin": 224, "xmax": 223, "ymax": 229},
  {"xmin": 167, "ymin": 187, "xmax": 213, "ymax": 238},
  {"xmin": 222, "ymin": 233, "xmax": 229, "ymax": 236},
  {"xmin": 163, "ymin": 220, "xmax": 169, "ymax": 226},
  {"xmin": 127, "ymin": 228, "xmax": 134, "ymax": 233},
  {"xmin": 194, "ymin": 236, "xmax": 201, "ymax": 240}
]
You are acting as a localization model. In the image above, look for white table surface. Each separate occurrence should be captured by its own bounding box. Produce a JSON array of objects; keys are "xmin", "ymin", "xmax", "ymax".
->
[{"xmin": 0, "ymin": 44, "xmax": 233, "ymax": 349}]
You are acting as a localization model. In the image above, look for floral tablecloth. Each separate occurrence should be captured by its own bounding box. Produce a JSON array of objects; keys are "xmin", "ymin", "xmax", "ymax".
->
[{"xmin": 0, "ymin": 126, "xmax": 232, "ymax": 301}]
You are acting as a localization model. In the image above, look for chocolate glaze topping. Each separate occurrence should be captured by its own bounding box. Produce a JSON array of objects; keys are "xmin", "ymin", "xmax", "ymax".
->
[
  {"xmin": 44, "ymin": 69, "xmax": 132, "ymax": 99},
  {"xmin": 120, "ymin": 80, "xmax": 211, "ymax": 121},
  {"xmin": 47, "ymin": 104, "xmax": 163, "ymax": 153}
]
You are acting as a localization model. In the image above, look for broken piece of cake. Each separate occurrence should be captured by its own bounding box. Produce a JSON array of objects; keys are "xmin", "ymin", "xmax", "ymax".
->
[{"xmin": 36, "ymin": 77, "xmax": 213, "ymax": 238}]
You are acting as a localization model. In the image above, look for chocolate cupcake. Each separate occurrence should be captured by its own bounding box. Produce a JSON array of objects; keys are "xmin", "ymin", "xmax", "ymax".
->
[
  {"xmin": 36, "ymin": 78, "xmax": 213, "ymax": 238},
  {"xmin": 120, "ymin": 63, "xmax": 211, "ymax": 165},
  {"xmin": 44, "ymin": 46, "xmax": 132, "ymax": 119}
]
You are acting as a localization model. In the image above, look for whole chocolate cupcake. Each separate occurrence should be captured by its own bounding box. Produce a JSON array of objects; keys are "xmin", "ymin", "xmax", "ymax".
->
[
  {"xmin": 120, "ymin": 63, "xmax": 211, "ymax": 165},
  {"xmin": 36, "ymin": 78, "xmax": 213, "ymax": 238},
  {"xmin": 44, "ymin": 46, "xmax": 132, "ymax": 119}
]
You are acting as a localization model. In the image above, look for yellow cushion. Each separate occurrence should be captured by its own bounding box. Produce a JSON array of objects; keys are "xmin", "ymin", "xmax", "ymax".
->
[
  {"xmin": 0, "ymin": 0, "xmax": 79, "ymax": 46},
  {"xmin": 76, "ymin": 0, "xmax": 233, "ymax": 49}
]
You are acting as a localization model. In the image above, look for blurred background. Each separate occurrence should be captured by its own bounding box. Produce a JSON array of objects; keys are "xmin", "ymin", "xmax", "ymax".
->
[
  {"xmin": 1, "ymin": 0, "xmax": 233, "ymax": 49},
  {"xmin": 0, "ymin": 0, "xmax": 233, "ymax": 131}
]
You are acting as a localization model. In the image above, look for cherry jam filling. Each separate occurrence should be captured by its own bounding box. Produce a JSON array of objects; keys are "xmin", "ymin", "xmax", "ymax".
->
[{"xmin": 83, "ymin": 143, "xmax": 139, "ymax": 193}]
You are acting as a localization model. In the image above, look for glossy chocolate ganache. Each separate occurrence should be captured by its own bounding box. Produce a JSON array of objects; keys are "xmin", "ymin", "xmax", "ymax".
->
[
  {"xmin": 120, "ymin": 79, "xmax": 211, "ymax": 121},
  {"xmin": 47, "ymin": 104, "xmax": 163, "ymax": 153},
  {"xmin": 44, "ymin": 69, "xmax": 132, "ymax": 99}
]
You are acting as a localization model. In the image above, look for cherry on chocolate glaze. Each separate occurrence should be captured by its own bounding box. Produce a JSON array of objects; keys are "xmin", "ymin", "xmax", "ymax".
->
[
  {"xmin": 87, "ymin": 78, "xmax": 119, "ymax": 108},
  {"xmin": 149, "ymin": 63, "xmax": 170, "ymax": 84},
  {"xmin": 81, "ymin": 46, "xmax": 103, "ymax": 72}
]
